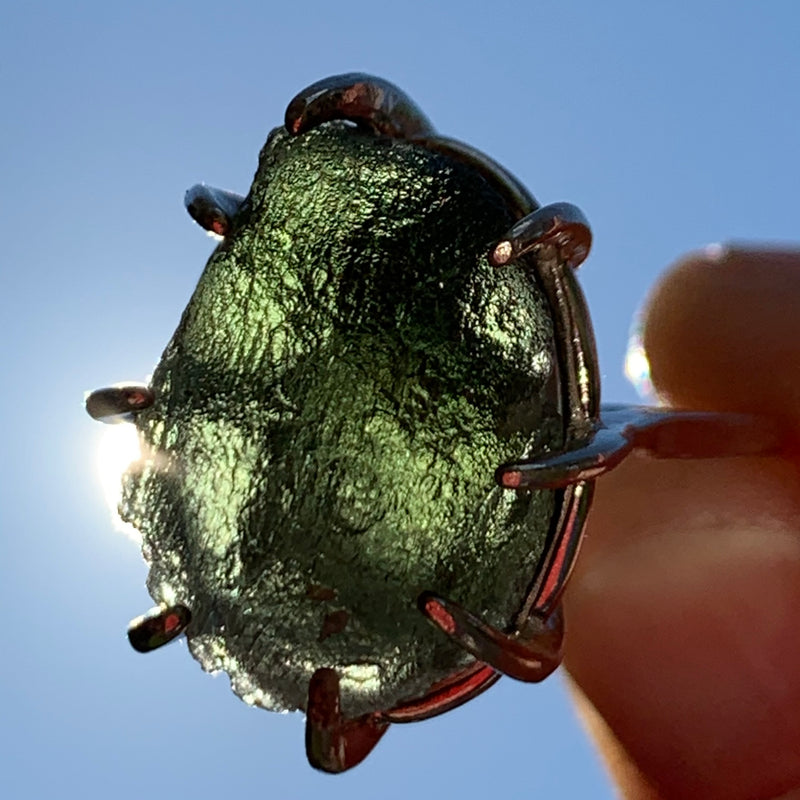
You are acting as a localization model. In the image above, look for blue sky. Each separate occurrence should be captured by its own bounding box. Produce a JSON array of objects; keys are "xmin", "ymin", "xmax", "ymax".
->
[{"xmin": 2, "ymin": 2, "xmax": 798, "ymax": 798}]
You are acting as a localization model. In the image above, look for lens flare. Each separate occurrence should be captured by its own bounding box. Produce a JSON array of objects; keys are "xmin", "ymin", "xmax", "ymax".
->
[{"xmin": 624, "ymin": 315, "xmax": 654, "ymax": 400}]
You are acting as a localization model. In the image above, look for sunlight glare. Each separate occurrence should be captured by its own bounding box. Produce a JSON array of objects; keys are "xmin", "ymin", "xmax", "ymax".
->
[{"xmin": 96, "ymin": 424, "xmax": 142, "ymax": 542}]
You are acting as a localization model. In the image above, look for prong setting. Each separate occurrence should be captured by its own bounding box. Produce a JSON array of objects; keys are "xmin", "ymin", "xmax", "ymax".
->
[
  {"xmin": 127, "ymin": 604, "xmax": 191, "ymax": 653},
  {"xmin": 184, "ymin": 184, "xmax": 245, "ymax": 236},
  {"xmin": 418, "ymin": 592, "xmax": 563, "ymax": 682},
  {"xmin": 489, "ymin": 202, "xmax": 592, "ymax": 269},
  {"xmin": 305, "ymin": 669, "xmax": 388, "ymax": 773},
  {"xmin": 496, "ymin": 405, "xmax": 783, "ymax": 491},
  {"xmin": 85, "ymin": 385, "xmax": 154, "ymax": 423},
  {"xmin": 284, "ymin": 72, "xmax": 435, "ymax": 139}
]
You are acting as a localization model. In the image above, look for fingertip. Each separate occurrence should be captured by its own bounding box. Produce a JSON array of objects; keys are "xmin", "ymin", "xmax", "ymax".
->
[
  {"xmin": 641, "ymin": 246, "xmax": 800, "ymax": 432},
  {"xmin": 566, "ymin": 245, "xmax": 800, "ymax": 797}
]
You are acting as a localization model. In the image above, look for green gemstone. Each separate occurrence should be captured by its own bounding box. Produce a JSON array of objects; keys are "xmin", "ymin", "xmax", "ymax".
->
[{"xmin": 120, "ymin": 122, "xmax": 563, "ymax": 716}]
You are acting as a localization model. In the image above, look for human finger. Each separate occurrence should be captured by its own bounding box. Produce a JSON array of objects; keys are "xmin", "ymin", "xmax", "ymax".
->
[{"xmin": 563, "ymin": 247, "xmax": 800, "ymax": 800}]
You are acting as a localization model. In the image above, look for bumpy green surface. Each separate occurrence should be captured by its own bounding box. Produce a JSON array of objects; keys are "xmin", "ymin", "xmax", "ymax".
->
[{"xmin": 121, "ymin": 123, "xmax": 563, "ymax": 716}]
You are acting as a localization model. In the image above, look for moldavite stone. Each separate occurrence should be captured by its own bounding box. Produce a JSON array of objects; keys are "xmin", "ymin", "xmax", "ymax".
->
[{"xmin": 120, "ymin": 122, "xmax": 564, "ymax": 717}]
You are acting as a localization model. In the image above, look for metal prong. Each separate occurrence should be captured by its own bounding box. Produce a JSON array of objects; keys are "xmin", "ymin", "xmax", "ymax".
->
[
  {"xmin": 418, "ymin": 593, "xmax": 562, "ymax": 682},
  {"xmin": 127, "ymin": 604, "xmax": 191, "ymax": 653},
  {"xmin": 497, "ymin": 404, "xmax": 784, "ymax": 491},
  {"xmin": 285, "ymin": 73, "xmax": 435, "ymax": 139},
  {"xmin": 184, "ymin": 184, "xmax": 245, "ymax": 236},
  {"xmin": 305, "ymin": 668, "xmax": 389, "ymax": 773},
  {"xmin": 383, "ymin": 662, "xmax": 499, "ymax": 723},
  {"xmin": 489, "ymin": 202, "xmax": 591, "ymax": 269},
  {"xmin": 603, "ymin": 404, "xmax": 784, "ymax": 460},
  {"xmin": 85, "ymin": 385, "xmax": 154, "ymax": 423},
  {"xmin": 497, "ymin": 425, "xmax": 630, "ymax": 489}
]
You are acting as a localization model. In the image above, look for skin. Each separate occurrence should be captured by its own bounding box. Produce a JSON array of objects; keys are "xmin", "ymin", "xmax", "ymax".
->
[{"xmin": 562, "ymin": 247, "xmax": 800, "ymax": 800}]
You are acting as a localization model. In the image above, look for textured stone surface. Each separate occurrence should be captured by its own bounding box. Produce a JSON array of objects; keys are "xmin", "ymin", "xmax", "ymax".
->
[{"xmin": 120, "ymin": 122, "xmax": 563, "ymax": 717}]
